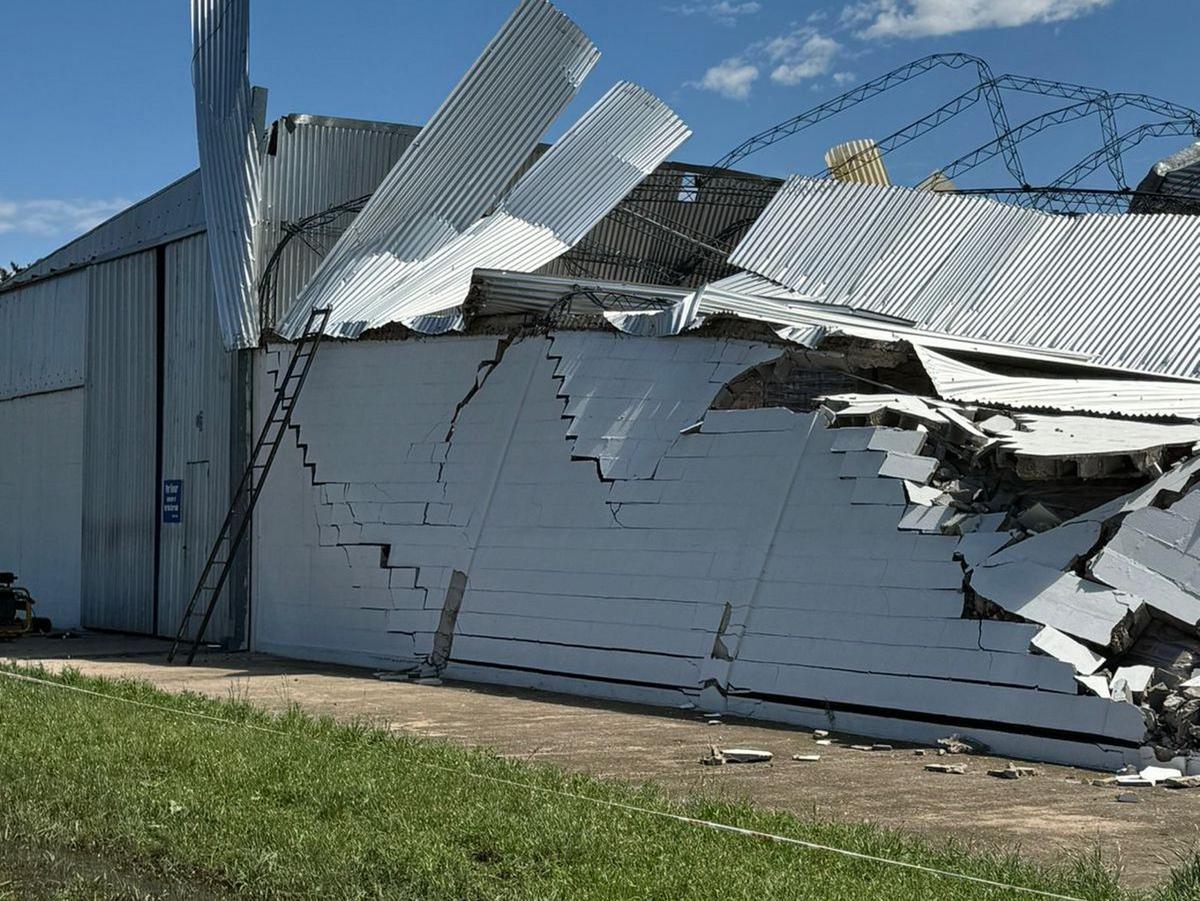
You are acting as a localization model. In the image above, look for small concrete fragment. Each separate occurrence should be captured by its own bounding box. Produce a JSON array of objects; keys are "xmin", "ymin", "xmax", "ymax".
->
[
  {"xmin": 791, "ymin": 754, "xmax": 821, "ymax": 762},
  {"xmin": 720, "ymin": 748, "xmax": 774, "ymax": 764},
  {"xmin": 937, "ymin": 734, "xmax": 985, "ymax": 755},
  {"xmin": 988, "ymin": 764, "xmax": 1039, "ymax": 779},
  {"xmin": 1030, "ymin": 626, "xmax": 1106, "ymax": 676},
  {"xmin": 925, "ymin": 763, "xmax": 967, "ymax": 774}
]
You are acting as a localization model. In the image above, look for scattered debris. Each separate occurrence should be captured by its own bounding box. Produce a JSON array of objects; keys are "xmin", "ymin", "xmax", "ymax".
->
[
  {"xmin": 813, "ymin": 729, "xmax": 829, "ymax": 738},
  {"xmin": 1116, "ymin": 792, "xmax": 1140, "ymax": 803},
  {"xmin": 791, "ymin": 754, "xmax": 821, "ymax": 762}
]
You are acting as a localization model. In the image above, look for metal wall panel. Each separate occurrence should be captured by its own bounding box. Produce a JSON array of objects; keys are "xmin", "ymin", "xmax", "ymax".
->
[
  {"xmin": 81, "ymin": 252, "xmax": 158, "ymax": 633},
  {"xmin": 157, "ymin": 234, "xmax": 234, "ymax": 640},
  {"xmin": 0, "ymin": 268, "xmax": 88, "ymax": 400}
]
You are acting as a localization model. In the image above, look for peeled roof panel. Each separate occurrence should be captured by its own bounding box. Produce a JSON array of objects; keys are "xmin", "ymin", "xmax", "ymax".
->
[
  {"xmin": 191, "ymin": 0, "xmax": 261, "ymax": 350},
  {"xmin": 277, "ymin": 0, "xmax": 599, "ymax": 338},
  {"xmin": 993, "ymin": 413, "xmax": 1200, "ymax": 458},
  {"xmin": 915, "ymin": 345, "xmax": 1200, "ymax": 420},
  {"xmin": 729, "ymin": 177, "xmax": 1200, "ymax": 379},
  {"xmin": 320, "ymin": 82, "xmax": 689, "ymax": 335}
]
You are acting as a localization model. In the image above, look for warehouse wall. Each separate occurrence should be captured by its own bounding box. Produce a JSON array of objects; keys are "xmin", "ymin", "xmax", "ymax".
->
[
  {"xmin": 0, "ymin": 389, "xmax": 84, "ymax": 627},
  {"xmin": 81, "ymin": 252, "xmax": 158, "ymax": 633},
  {"xmin": 250, "ymin": 332, "xmax": 1145, "ymax": 768}
]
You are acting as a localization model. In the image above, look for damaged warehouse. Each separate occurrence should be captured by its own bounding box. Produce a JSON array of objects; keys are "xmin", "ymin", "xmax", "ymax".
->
[{"xmin": 7, "ymin": 0, "xmax": 1200, "ymax": 775}]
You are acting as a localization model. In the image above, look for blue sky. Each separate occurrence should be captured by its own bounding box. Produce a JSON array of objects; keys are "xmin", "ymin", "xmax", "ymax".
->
[{"xmin": 2, "ymin": 0, "xmax": 1197, "ymax": 266}]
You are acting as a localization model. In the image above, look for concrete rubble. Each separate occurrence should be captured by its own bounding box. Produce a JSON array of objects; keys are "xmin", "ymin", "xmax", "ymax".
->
[{"xmin": 819, "ymin": 370, "xmax": 1200, "ymax": 769}]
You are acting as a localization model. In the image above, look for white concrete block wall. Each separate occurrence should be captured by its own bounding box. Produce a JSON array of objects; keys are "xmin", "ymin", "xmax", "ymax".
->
[
  {"xmin": 250, "ymin": 331, "xmax": 1146, "ymax": 766},
  {"xmin": 0, "ymin": 389, "xmax": 84, "ymax": 627}
]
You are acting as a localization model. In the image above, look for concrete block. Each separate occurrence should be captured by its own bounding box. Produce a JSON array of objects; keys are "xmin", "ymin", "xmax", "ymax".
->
[{"xmin": 878, "ymin": 452, "xmax": 938, "ymax": 484}]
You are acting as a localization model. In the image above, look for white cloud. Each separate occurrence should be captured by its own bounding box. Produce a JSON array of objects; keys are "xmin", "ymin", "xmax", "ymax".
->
[
  {"xmin": 832, "ymin": 71, "xmax": 858, "ymax": 85},
  {"xmin": 842, "ymin": 0, "xmax": 1113, "ymax": 39},
  {"xmin": 762, "ymin": 28, "xmax": 842, "ymax": 85},
  {"xmin": 692, "ymin": 56, "xmax": 760, "ymax": 100},
  {"xmin": 665, "ymin": 1, "xmax": 761, "ymax": 25},
  {"xmin": 0, "ymin": 196, "xmax": 129, "ymax": 238}
]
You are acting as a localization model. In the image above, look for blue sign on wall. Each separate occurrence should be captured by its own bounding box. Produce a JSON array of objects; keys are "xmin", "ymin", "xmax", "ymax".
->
[{"xmin": 162, "ymin": 479, "xmax": 183, "ymax": 524}]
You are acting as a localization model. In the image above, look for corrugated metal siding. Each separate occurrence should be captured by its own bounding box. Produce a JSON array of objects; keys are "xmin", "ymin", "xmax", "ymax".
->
[
  {"xmin": 0, "ymin": 269, "xmax": 88, "ymax": 400},
  {"xmin": 327, "ymin": 82, "xmax": 690, "ymax": 334},
  {"xmin": 277, "ymin": 0, "xmax": 599, "ymax": 338},
  {"xmin": 158, "ymin": 234, "xmax": 233, "ymax": 640},
  {"xmin": 730, "ymin": 177, "xmax": 1200, "ymax": 379},
  {"xmin": 192, "ymin": 0, "xmax": 262, "ymax": 350},
  {"xmin": 256, "ymin": 116, "xmax": 420, "ymax": 327},
  {"xmin": 81, "ymin": 252, "xmax": 158, "ymax": 633},
  {"xmin": 1, "ymin": 173, "xmax": 205, "ymax": 292}
]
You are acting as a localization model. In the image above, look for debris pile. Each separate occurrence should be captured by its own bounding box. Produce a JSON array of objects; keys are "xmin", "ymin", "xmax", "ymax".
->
[{"xmin": 820, "ymin": 386, "xmax": 1200, "ymax": 762}]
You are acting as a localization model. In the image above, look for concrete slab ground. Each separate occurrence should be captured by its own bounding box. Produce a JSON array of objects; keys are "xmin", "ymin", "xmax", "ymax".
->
[{"xmin": 3, "ymin": 632, "xmax": 1198, "ymax": 889}]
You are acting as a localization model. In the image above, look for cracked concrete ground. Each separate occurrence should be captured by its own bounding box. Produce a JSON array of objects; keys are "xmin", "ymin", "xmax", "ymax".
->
[{"xmin": 4, "ymin": 632, "xmax": 1199, "ymax": 889}]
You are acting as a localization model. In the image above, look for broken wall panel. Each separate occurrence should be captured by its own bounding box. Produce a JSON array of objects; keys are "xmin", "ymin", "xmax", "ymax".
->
[{"xmin": 251, "ymin": 332, "xmax": 1149, "ymax": 766}]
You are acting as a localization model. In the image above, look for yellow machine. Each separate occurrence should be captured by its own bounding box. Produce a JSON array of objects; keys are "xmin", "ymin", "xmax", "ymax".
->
[{"xmin": 0, "ymin": 572, "xmax": 48, "ymax": 640}]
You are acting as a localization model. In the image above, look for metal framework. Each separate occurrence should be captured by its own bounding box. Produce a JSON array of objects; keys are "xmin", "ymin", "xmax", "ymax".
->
[
  {"xmin": 717, "ymin": 54, "xmax": 1200, "ymax": 209},
  {"xmin": 715, "ymin": 53, "xmax": 1023, "ymax": 180}
]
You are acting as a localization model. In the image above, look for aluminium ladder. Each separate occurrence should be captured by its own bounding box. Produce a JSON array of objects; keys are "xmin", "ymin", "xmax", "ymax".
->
[{"xmin": 168, "ymin": 307, "xmax": 332, "ymax": 664}]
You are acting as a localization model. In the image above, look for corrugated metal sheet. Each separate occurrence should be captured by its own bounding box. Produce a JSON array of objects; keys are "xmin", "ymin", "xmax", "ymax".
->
[
  {"xmin": 0, "ymin": 269, "xmax": 88, "ymax": 400},
  {"xmin": 81, "ymin": 252, "xmax": 157, "ymax": 633},
  {"xmin": 277, "ymin": 0, "xmax": 599, "ymax": 338},
  {"xmin": 256, "ymin": 115, "xmax": 420, "ymax": 326},
  {"xmin": 914, "ymin": 345, "xmax": 1200, "ymax": 420},
  {"xmin": 332, "ymin": 82, "xmax": 689, "ymax": 334},
  {"xmin": 158, "ymin": 234, "xmax": 234, "ymax": 640},
  {"xmin": 729, "ymin": 177, "xmax": 1200, "ymax": 379},
  {"xmin": 192, "ymin": 0, "xmax": 262, "ymax": 350},
  {"xmin": 825, "ymin": 139, "xmax": 891, "ymax": 186},
  {"xmin": 0, "ymin": 173, "xmax": 204, "ymax": 292}
]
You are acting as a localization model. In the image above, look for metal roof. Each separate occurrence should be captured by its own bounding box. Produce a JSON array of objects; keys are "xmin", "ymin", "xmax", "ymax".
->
[
  {"xmin": 191, "ymin": 0, "xmax": 263, "ymax": 350},
  {"xmin": 276, "ymin": 0, "xmax": 599, "ymax": 338},
  {"xmin": 729, "ymin": 177, "xmax": 1200, "ymax": 379},
  {"xmin": 914, "ymin": 346, "xmax": 1200, "ymax": 420}
]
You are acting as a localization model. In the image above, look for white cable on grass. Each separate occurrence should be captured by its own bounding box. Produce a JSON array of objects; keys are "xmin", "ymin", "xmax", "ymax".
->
[{"xmin": 0, "ymin": 668, "xmax": 1089, "ymax": 901}]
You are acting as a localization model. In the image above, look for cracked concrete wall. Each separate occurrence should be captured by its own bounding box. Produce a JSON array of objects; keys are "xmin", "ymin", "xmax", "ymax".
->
[
  {"xmin": 0, "ymin": 389, "xmax": 84, "ymax": 627},
  {"xmin": 251, "ymin": 332, "xmax": 1145, "ymax": 767}
]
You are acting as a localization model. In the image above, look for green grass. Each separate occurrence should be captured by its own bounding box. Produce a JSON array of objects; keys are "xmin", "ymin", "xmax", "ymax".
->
[{"xmin": 0, "ymin": 665, "xmax": 1194, "ymax": 901}]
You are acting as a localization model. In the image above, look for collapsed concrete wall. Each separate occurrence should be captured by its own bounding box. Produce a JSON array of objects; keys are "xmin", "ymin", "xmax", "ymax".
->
[
  {"xmin": 0, "ymin": 389, "xmax": 84, "ymax": 627},
  {"xmin": 252, "ymin": 332, "xmax": 1149, "ymax": 768}
]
